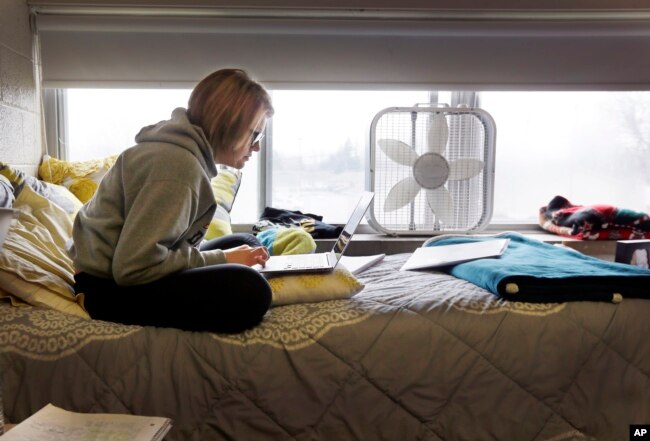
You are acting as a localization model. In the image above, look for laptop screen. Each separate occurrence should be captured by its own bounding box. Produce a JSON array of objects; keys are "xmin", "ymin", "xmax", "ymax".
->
[{"xmin": 331, "ymin": 192, "xmax": 374, "ymax": 261}]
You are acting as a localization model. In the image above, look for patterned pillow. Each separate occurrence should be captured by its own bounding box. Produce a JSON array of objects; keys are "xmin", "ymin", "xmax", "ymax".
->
[
  {"xmin": 39, "ymin": 154, "xmax": 118, "ymax": 203},
  {"xmin": 267, "ymin": 266, "xmax": 365, "ymax": 306}
]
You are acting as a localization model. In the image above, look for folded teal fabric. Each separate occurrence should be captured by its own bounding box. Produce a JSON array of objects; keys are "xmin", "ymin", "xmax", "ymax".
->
[{"xmin": 424, "ymin": 232, "xmax": 650, "ymax": 303}]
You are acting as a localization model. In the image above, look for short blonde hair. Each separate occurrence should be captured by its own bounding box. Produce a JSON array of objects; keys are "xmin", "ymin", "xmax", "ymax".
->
[{"xmin": 187, "ymin": 69, "xmax": 274, "ymax": 155}]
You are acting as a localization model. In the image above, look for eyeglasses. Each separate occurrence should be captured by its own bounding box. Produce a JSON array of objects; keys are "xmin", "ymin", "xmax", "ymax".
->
[{"xmin": 251, "ymin": 130, "xmax": 265, "ymax": 146}]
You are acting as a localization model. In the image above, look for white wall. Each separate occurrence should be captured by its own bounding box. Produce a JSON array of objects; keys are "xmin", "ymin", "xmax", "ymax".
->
[{"xmin": 0, "ymin": 0, "xmax": 42, "ymax": 176}]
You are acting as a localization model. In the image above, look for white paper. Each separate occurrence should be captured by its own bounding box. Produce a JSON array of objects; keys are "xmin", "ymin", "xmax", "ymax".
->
[
  {"xmin": 1, "ymin": 404, "xmax": 172, "ymax": 441},
  {"xmin": 400, "ymin": 238, "xmax": 510, "ymax": 271},
  {"xmin": 339, "ymin": 254, "xmax": 386, "ymax": 275}
]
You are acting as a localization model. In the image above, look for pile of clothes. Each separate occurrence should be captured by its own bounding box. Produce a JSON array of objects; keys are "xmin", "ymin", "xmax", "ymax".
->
[
  {"xmin": 254, "ymin": 207, "xmax": 343, "ymax": 239},
  {"xmin": 539, "ymin": 195, "xmax": 650, "ymax": 240}
]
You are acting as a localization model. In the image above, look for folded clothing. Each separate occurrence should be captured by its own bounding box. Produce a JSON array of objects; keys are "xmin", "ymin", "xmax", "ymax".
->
[
  {"xmin": 424, "ymin": 232, "xmax": 650, "ymax": 303},
  {"xmin": 256, "ymin": 227, "xmax": 316, "ymax": 256},
  {"xmin": 254, "ymin": 207, "xmax": 343, "ymax": 239},
  {"xmin": 539, "ymin": 195, "xmax": 650, "ymax": 240}
]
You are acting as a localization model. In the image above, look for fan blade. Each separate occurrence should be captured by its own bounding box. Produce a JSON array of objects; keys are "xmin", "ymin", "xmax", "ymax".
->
[
  {"xmin": 427, "ymin": 114, "xmax": 449, "ymax": 154},
  {"xmin": 378, "ymin": 139, "xmax": 418, "ymax": 167},
  {"xmin": 448, "ymin": 158, "xmax": 484, "ymax": 180},
  {"xmin": 384, "ymin": 177, "xmax": 420, "ymax": 212},
  {"xmin": 425, "ymin": 187, "xmax": 454, "ymax": 225}
]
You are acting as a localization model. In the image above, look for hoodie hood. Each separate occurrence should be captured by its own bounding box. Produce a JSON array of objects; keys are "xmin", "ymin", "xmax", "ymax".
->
[{"xmin": 135, "ymin": 107, "xmax": 217, "ymax": 178}]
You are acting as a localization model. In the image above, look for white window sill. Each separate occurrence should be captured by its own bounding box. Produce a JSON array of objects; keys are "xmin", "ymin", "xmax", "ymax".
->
[
  {"xmin": 313, "ymin": 233, "xmax": 618, "ymax": 261},
  {"xmin": 234, "ymin": 224, "xmax": 618, "ymax": 260}
]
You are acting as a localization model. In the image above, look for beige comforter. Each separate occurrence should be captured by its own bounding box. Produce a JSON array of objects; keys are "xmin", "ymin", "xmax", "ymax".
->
[{"xmin": 2, "ymin": 254, "xmax": 649, "ymax": 441}]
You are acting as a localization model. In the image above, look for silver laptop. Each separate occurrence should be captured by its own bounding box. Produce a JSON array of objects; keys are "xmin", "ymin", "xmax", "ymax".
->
[{"xmin": 257, "ymin": 192, "xmax": 374, "ymax": 275}]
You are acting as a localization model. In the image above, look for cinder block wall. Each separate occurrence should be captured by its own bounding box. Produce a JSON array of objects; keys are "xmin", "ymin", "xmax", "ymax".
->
[{"xmin": 0, "ymin": 0, "xmax": 42, "ymax": 176}]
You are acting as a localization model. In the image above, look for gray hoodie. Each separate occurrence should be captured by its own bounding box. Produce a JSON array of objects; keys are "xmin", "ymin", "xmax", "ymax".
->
[{"xmin": 70, "ymin": 108, "xmax": 227, "ymax": 285}]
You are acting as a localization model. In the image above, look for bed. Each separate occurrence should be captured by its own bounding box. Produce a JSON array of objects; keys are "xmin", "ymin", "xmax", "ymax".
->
[
  {"xmin": 2, "ymin": 251, "xmax": 649, "ymax": 441},
  {"xmin": 1, "ymin": 160, "xmax": 649, "ymax": 440}
]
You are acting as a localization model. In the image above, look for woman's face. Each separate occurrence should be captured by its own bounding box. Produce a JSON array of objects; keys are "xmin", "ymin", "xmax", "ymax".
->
[{"xmin": 217, "ymin": 112, "xmax": 267, "ymax": 170}]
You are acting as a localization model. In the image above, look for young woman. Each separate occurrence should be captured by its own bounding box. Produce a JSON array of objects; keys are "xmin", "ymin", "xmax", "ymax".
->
[{"xmin": 70, "ymin": 69, "xmax": 273, "ymax": 333}]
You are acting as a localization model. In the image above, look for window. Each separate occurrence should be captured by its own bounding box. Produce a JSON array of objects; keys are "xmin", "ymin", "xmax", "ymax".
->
[
  {"xmin": 62, "ymin": 88, "xmax": 443, "ymax": 224},
  {"xmin": 66, "ymin": 89, "xmax": 192, "ymax": 162},
  {"xmin": 269, "ymin": 90, "xmax": 437, "ymax": 222},
  {"xmin": 58, "ymin": 89, "xmax": 650, "ymax": 228},
  {"xmin": 481, "ymin": 91, "xmax": 650, "ymax": 224}
]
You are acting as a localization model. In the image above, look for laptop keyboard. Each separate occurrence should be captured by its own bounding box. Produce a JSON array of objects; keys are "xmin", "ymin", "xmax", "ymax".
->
[{"xmin": 284, "ymin": 254, "xmax": 328, "ymax": 270}]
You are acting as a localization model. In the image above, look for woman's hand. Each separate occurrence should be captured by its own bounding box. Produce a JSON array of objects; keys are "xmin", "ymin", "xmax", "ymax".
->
[{"xmin": 223, "ymin": 245, "xmax": 270, "ymax": 267}]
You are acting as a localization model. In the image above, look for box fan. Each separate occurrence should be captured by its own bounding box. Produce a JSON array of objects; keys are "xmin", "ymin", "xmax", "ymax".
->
[{"xmin": 368, "ymin": 104, "xmax": 496, "ymax": 236}]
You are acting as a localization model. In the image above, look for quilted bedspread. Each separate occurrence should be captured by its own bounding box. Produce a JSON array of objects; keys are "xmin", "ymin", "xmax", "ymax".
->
[{"xmin": 1, "ymin": 254, "xmax": 649, "ymax": 441}]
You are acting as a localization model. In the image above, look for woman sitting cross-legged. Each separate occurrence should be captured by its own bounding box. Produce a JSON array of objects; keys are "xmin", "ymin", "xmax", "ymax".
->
[{"xmin": 70, "ymin": 68, "xmax": 274, "ymax": 333}]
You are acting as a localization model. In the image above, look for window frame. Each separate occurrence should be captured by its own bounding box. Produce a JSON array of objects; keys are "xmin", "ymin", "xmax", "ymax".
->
[{"xmin": 43, "ymin": 89, "xmax": 69, "ymax": 160}]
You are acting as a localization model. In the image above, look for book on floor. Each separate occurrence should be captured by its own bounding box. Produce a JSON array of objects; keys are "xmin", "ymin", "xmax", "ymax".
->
[
  {"xmin": 1, "ymin": 403, "xmax": 172, "ymax": 441},
  {"xmin": 400, "ymin": 238, "xmax": 510, "ymax": 271}
]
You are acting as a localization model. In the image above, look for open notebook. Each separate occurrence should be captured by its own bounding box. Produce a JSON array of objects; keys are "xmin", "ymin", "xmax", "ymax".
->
[
  {"xmin": 257, "ymin": 192, "xmax": 374, "ymax": 275},
  {"xmin": 1, "ymin": 403, "xmax": 171, "ymax": 441}
]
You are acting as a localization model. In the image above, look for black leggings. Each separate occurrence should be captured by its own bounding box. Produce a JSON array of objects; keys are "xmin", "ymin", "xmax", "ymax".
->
[{"xmin": 74, "ymin": 233, "xmax": 272, "ymax": 334}]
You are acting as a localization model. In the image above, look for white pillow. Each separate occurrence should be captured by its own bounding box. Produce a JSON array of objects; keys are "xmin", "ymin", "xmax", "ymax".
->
[{"xmin": 0, "ymin": 186, "xmax": 88, "ymax": 318}]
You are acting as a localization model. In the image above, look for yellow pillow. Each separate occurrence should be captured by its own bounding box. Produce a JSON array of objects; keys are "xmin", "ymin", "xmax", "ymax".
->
[
  {"xmin": 206, "ymin": 216, "xmax": 232, "ymax": 239},
  {"xmin": 0, "ymin": 186, "xmax": 88, "ymax": 318},
  {"xmin": 205, "ymin": 168, "xmax": 242, "ymax": 239},
  {"xmin": 267, "ymin": 266, "xmax": 364, "ymax": 306},
  {"xmin": 211, "ymin": 167, "xmax": 240, "ymax": 211},
  {"xmin": 39, "ymin": 154, "xmax": 118, "ymax": 203}
]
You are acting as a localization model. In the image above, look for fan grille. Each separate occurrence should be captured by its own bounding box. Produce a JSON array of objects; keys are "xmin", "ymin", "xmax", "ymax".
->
[{"xmin": 369, "ymin": 107, "xmax": 495, "ymax": 235}]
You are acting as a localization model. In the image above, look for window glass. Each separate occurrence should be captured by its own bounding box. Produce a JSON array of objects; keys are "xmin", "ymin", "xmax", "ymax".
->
[
  {"xmin": 481, "ymin": 92, "xmax": 650, "ymax": 223},
  {"xmin": 269, "ymin": 90, "xmax": 438, "ymax": 223},
  {"xmin": 67, "ymin": 89, "xmax": 191, "ymax": 161},
  {"xmin": 65, "ymin": 88, "xmax": 439, "ymax": 224},
  {"xmin": 66, "ymin": 88, "xmax": 259, "ymax": 222},
  {"xmin": 64, "ymin": 89, "xmax": 649, "ymax": 228}
]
